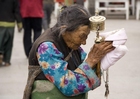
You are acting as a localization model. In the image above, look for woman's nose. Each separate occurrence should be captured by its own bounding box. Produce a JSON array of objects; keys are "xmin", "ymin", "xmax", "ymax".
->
[{"xmin": 81, "ymin": 40, "xmax": 86, "ymax": 45}]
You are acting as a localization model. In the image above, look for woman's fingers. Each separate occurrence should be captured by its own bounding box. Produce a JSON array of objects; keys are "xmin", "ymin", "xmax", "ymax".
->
[
  {"xmin": 105, "ymin": 46, "xmax": 115, "ymax": 54},
  {"xmin": 87, "ymin": 41, "xmax": 115, "ymax": 67},
  {"xmin": 103, "ymin": 42, "xmax": 115, "ymax": 52},
  {"xmin": 92, "ymin": 41, "xmax": 115, "ymax": 56}
]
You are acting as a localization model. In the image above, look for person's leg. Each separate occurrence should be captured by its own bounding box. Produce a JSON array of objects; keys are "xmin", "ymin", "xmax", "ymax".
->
[
  {"xmin": 42, "ymin": 3, "xmax": 49, "ymax": 30},
  {"xmin": 88, "ymin": 7, "xmax": 95, "ymax": 15},
  {"xmin": 31, "ymin": 18, "xmax": 42, "ymax": 42},
  {"xmin": 46, "ymin": 3, "xmax": 54, "ymax": 27},
  {"xmin": 75, "ymin": 0, "xmax": 84, "ymax": 6},
  {"xmin": 88, "ymin": 0, "xmax": 95, "ymax": 15},
  {"xmin": 0, "ymin": 54, "xmax": 3, "ymax": 65},
  {"xmin": 42, "ymin": 2, "xmax": 54, "ymax": 30},
  {"xmin": 0, "ymin": 27, "xmax": 6, "ymax": 65},
  {"xmin": 3, "ymin": 27, "xmax": 14, "ymax": 66},
  {"xmin": 22, "ymin": 18, "xmax": 32, "ymax": 58}
]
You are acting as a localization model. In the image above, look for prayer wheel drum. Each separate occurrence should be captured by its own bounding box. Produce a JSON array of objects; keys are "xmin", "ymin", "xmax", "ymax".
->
[{"xmin": 89, "ymin": 14, "xmax": 106, "ymax": 31}]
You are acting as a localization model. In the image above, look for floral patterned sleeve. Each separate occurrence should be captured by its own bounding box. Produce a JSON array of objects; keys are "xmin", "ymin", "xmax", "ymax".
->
[{"xmin": 36, "ymin": 42, "xmax": 101, "ymax": 96}]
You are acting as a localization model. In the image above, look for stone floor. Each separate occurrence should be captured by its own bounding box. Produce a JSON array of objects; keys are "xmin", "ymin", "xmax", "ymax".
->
[{"xmin": 0, "ymin": 14, "xmax": 140, "ymax": 99}]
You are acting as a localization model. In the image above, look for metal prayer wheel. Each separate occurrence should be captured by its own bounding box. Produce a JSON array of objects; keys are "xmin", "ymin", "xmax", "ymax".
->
[
  {"xmin": 89, "ymin": 10, "xmax": 110, "ymax": 98},
  {"xmin": 89, "ymin": 10, "xmax": 106, "ymax": 43}
]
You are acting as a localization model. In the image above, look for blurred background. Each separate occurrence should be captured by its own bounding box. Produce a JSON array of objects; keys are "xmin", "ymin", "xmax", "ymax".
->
[{"xmin": 0, "ymin": 0, "xmax": 140, "ymax": 99}]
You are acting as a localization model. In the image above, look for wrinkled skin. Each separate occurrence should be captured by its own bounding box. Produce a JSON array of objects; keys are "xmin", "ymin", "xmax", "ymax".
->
[
  {"xmin": 62, "ymin": 25, "xmax": 115, "ymax": 69},
  {"xmin": 62, "ymin": 25, "xmax": 90, "ymax": 50},
  {"xmin": 85, "ymin": 41, "xmax": 115, "ymax": 68}
]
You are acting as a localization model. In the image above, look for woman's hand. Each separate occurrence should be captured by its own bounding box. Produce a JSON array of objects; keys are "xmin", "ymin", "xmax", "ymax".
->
[{"xmin": 85, "ymin": 41, "xmax": 115, "ymax": 68}]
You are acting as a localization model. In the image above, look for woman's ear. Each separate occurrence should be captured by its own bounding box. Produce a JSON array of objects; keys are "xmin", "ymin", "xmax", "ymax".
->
[
  {"xmin": 60, "ymin": 25, "xmax": 67, "ymax": 30},
  {"xmin": 60, "ymin": 25, "xmax": 67, "ymax": 35}
]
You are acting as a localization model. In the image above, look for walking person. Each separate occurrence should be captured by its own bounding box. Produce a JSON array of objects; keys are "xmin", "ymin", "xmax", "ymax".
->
[
  {"xmin": 42, "ymin": 0, "xmax": 55, "ymax": 30},
  {"xmin": 0, "ymin": 0, "xmax": 22, "ymax": 66},
  {"xmin": 19, "ymin": 0, "xmax": 44, "ymax": 58}
]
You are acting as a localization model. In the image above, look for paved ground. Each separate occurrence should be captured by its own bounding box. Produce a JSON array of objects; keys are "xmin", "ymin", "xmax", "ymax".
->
[{"xmin": 0, "ymin": 13, "xmax": 140, "ymax": 99}]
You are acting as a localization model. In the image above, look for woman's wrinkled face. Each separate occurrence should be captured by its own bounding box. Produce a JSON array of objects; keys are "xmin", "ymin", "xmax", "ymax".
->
[{"xmin": 62, "ymin": 25, "xmax": 90, "ymax": 50}]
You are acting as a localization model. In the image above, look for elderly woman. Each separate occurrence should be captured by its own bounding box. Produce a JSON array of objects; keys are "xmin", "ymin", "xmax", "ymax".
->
[{"xmin": 23, "ymin": 4, "xmax": 114, "ymax": 99}]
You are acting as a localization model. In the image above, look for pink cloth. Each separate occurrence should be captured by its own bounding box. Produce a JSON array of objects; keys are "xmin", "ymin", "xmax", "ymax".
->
[{"xmin": 99, "ymin": 28, "xmax": 128, "ymax": 70}]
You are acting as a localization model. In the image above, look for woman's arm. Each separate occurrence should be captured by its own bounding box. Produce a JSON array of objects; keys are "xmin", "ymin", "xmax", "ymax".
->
[{"xmin": 36, "ymin": 42, "xmax": 101, "ymax": 96}]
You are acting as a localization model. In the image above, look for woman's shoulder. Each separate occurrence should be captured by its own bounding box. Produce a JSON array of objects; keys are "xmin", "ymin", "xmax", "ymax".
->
[{"xmin": 40, "ymin": 41, "xmax": 56, "ymax": 49}]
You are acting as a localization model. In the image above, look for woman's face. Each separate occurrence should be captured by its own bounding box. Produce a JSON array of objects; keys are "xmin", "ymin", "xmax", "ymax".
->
[{"xmin": 62, "ymin": 25, "xmax": 90, "ymax": 50}]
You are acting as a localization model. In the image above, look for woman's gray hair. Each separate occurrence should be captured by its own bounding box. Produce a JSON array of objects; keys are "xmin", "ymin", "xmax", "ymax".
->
[{"xmin": 51, "ymin": 4, "xmax": 91, "ymax": 37}]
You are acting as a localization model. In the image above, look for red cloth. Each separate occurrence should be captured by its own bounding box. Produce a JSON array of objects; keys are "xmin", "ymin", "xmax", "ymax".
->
[
  {"xmin": 19, "ymin": 0, "xmax": 44, "ymax": 18},
  {"xmin": 56, "ymin": 0, "xmax": 64, "ymax": 3}
]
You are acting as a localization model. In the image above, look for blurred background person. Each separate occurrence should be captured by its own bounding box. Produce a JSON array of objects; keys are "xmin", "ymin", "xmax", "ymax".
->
[
  {"xmin": 88, "ymin": 0, "xmax": 95, "ymax": 15},
  {"xmin": 42, "ymin": 0, "xmax": 55, "ymax": 31},
  {"xmin": 64, "ymin": 0, "xmax": 74, "ymax": 6},
  {"xmin": 0, "ymin": 0, "xmax": 22, "ymax": 66},
  {"xmin": 54, "ymin": 0, "xmax": 74, "ymax": 18},
  {"xmin": 19, "ymin": 0, "xmax": 44, "ymax": 58},
  {"xmin": 54, "ymin": 0, "xmax": 64, "ymax": 18},
  {"xmin": 55, "ymin": 0, "xmax": 64, "ymax": 5},
  {"xmin": 74, "ymin": 0, "xmax": 86, "ymax": 6}
]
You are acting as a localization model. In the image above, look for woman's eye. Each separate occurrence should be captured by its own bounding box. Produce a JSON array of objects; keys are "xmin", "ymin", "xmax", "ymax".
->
[{"xmin": 80, "ymin": 34, "xmax": 87, "ymax": 39}]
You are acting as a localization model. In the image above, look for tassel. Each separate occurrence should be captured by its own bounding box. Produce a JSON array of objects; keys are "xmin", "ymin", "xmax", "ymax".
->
[
  {"xmin": 103, "ymin": 69, "xmax": 109, "ymax": 98},
  {"xmin": 105, "ymin": 82, "xmax": 109, "ymax": 97}
]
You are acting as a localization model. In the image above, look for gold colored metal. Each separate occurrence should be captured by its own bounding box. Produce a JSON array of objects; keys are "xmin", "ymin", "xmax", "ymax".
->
[
  {"xmin": 89, "ymin": 10, "xmax": 109, "ymax": 99},
  {"xmin": 89, "ymin": 9, "xmax": 106, "ymax": 43}
]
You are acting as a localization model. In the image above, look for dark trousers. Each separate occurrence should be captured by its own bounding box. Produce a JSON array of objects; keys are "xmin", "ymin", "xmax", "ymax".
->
[
  {"xmin": 0, "ymin": 27, "xmax": 14, "ymax": 63},
  {"xmin": 42, "ymin": 2, "xmax": 54, "ymax": 30},
  {"xmin": 22, "ymin": 18, "xmax": 42, "ymax": 58},
  {"xmin": 75, "ymin": 0, "xmax": 84, "ymax": 6}
]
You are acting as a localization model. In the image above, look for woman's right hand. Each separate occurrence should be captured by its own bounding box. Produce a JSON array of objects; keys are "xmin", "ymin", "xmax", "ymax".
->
[{"xmin": 85, "ymin": 41, "xmax": 115, "ymax": 69}]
